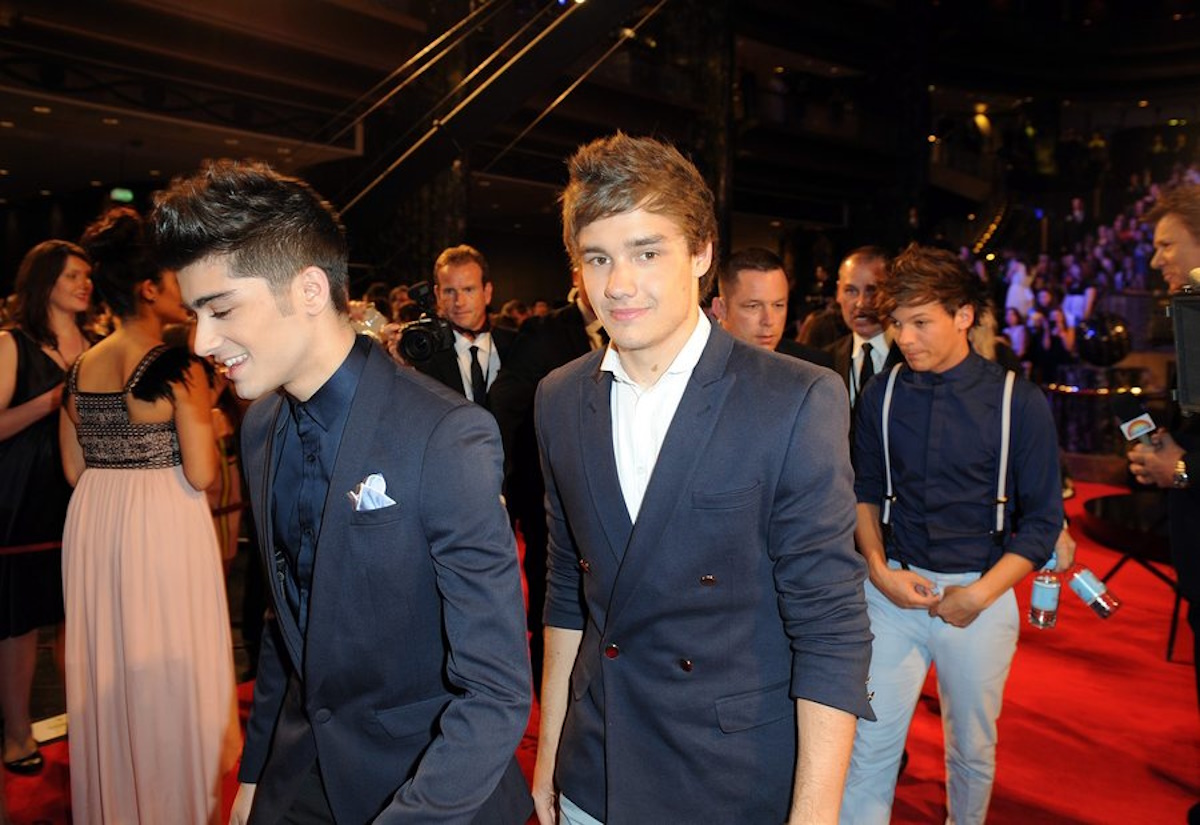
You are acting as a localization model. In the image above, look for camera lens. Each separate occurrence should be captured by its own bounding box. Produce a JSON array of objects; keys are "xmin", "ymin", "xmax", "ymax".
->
[{"xmin": 400, "ymin": 326, "xmax": 436, "ymax": 362}]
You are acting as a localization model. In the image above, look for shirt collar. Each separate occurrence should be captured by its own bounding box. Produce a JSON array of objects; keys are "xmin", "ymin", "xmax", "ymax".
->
[
  {"xmin": 852, "ymin": 329, "xmax": 889, "ymax": 354},
  {"xmin": 601, "ymin": 311, "xmax": 711, "ymax": 387},
  {"xmin": 290, "ymin": 333, "xmax": 371, "ymax": 431},
  {"xmin": 906, "ymin": 348, "xmax": 982, "ymax": 386}
]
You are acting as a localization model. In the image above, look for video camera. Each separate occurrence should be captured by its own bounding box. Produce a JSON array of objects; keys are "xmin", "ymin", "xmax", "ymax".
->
[
  {"xmin": 397, "ymin": 281, "xmax": 455, "ymax": 363},
  {"xmin": 1170, "ymin": 281, "xmax": 1200, "ymax": 414}
]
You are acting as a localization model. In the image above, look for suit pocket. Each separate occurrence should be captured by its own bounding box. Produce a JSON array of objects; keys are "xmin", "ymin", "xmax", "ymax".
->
[
  {"xmin": 374, "ymin": 694, "xmax": 450, "ymax": 740},
  {"xmin": 691, "ymin": 481, "xmax": 762, "ymax": 511},
  {"xmin": 348, "ymin": 503, "xmax": 405, "ymax": 527},
  {"xmin": 714, "ymin": 680, "xmax": 792, "ymax": 733}
]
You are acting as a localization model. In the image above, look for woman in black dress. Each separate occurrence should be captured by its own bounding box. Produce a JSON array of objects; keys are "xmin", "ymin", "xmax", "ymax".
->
[{"xmin": 0, "ymin": 241, "xmax": 92, "ymax": 774}]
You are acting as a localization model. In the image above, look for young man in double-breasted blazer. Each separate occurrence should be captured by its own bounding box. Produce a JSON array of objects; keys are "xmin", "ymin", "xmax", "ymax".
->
[{"xmin": 530, "ymin": 133, "xmax": 874, "ymax": 825}]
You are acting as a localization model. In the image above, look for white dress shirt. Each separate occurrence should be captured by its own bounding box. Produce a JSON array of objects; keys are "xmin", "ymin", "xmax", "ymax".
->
[
  {"xmin": 602, "ymin": 312, "xmax": 711, "ymax": 522},
  {"xmin": 850, "ymin": 330, "xmax": 889, "ymax": 406},
  {"xmin": 452, "ymin": 329, "xmax": 500, "ymax": 402}
]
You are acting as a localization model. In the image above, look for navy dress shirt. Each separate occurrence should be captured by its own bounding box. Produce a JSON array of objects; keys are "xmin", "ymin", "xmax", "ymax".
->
[
  {"xmin": 272, "ymin": 334, "xmax": 371, "ymax": 636},
  {"xmin": 852, "ymin": 351, "xmax": 1061, "ymax": 573}
]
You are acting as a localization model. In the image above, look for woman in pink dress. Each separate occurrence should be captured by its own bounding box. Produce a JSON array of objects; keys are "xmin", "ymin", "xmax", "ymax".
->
[{"xmin": 60, "ymin": 209, "xmax": 239, "ymax": 824}]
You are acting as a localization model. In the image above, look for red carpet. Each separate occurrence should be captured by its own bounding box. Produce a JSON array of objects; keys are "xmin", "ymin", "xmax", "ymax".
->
[{"xmin": 5, "ymin": 483, "xmax": 1197, "ymax": 823}]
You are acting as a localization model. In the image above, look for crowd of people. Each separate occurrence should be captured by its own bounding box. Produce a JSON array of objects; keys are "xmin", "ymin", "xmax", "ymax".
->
[{"xmin": 0, "ymin": 134, "xmax": 1195, "ymax": 825}]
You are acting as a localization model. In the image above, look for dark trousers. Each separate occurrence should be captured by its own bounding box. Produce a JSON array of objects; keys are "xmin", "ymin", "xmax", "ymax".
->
[{"xmin": 280, "ymin": 762, "xmax": 335, "ymax": 824}]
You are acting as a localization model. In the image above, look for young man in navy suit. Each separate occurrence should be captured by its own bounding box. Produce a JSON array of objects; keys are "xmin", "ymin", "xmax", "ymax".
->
[
  {"xmin": 154, "ymin": 160, "xmax": 532, "ymax": 825},
  {"xmin": 531, "ymin": 133, "xmax": 874, "ymax": 825}
]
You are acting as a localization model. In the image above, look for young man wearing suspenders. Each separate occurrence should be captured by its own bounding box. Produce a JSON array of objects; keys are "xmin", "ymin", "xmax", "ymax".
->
[{"xmin": 840, "ymin": 244, "xmax": 1063, "ymax": 825}]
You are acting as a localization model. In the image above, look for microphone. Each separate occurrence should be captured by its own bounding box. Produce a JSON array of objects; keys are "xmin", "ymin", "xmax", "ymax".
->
[{"xmin": 1111, "ymin": 394, "xmax": 1156, "ymax": 446}]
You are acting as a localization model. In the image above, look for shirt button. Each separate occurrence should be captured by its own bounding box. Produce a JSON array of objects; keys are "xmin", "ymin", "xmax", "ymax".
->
[
  {"xmin": 314, "ymin": 708, "xmax": 332, "ymax": 723},
  {"xmin": 699, "ymin": 575, "xmax": 717, "ymax": 586},
  {"xmin": 604, "ymin": 644, "xmax": 620, "ymax": 659},
  {"xmin": 679, "ymin": 658, "xmax": 693, "ymax": 672},
  {"xmin": 306, "ymin": 453, "xmax": 316, "ymax": 463}
]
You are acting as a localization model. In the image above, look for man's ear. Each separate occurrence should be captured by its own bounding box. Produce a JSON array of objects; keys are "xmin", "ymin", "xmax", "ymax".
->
[
  {"xmin": 692, "ymin": 241, "xmax": 714, "ymax": 280},
  {"xmin": 955, "ymin": 304, "xmax": 975, "ymax": 331},
  {"xmin": 711, "ymin": 296, "xmax": 727, "ymax": 321},
  {"xmin": 296, "ymin": 266, "xmax": 332, "ymax": 315}
]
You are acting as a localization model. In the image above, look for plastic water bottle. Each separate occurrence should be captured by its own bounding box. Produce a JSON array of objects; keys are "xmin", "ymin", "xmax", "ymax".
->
[
  {"xmin": 1028, "ymin": 553, "xmax": 1060, "ymax": 629},
  {"xmin": 1067, "ymin": 566, "xmax": 1121, "ymax": 618}
]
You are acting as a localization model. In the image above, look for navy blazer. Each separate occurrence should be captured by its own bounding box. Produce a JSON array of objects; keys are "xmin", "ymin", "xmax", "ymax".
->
[
  {"xmin": 240, "ymin": 339, "xmax": 532, "ymax": 825},
  {"xmin": 534, "ymin": 325, "xmax": 873, "ymax": 823}
]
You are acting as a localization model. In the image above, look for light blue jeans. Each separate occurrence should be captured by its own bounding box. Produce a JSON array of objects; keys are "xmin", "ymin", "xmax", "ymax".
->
[
  {"xmin": 559, "ymin": 794, "xmax": 605, "ymax": 825},
  {"xmin": 840, "ymin": 561, "xmax": 1019, "ymax": 825}
]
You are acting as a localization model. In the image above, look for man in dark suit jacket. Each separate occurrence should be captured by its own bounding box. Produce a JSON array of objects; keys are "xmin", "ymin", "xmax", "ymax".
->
[
  {"xmin": 489, "ymin": 275, "xmax": 602, "ymax": 690},
  {"xmin": 532, "ymin": 134, "xmax": 873, "ymax": 825},
  {"xmin": 1129, "ymin": 187, "xmax": 1200, "ymax": 730},
  {"xmin": 711, "ymin": 246, "xmax": 834, "ymax": 369},
  {"xmin": 413, "ymin": 244, "xmax": 515, "ymax": 408},
  {"xmin": 826, "ymin": 246, "xmax": 904, "ymax": 410},
  {"xmin": 156, "ymin": 160, "xmax": 532, "ymax": 825}
]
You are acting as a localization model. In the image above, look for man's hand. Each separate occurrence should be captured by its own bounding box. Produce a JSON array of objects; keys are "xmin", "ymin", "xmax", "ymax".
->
[
  {"xmin": 228, "ymin": 782, "xmax": 256, "ymax": 825},
  {"xmin": 1053, "ymin": 526, "xmax": 1076, "ymax": 572},
  {"xmin": 531, "ymin": 762, "xmax": 558, "ymax": 825},
  {"xmin": 930, "ymin": 584, "xmax": 986, "ymax": 627},
  {"xmin": 870, "ymin": 564, "xmax": 940, "ymax": 610},
  {"xmin": 1128, "ymin": 429, "xmax": 1185, "ymax": 489}
]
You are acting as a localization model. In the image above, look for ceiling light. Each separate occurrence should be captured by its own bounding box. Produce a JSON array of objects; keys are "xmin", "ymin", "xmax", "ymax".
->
[
  {"xmin": 0, "ymin": 121, "xmax": 13, "ymax": 128},
  {"xmin": 1138, "ymin": 100, "xmax": 1150, "ymax": 108},
  {"xmin": 39, "ymin": 189, "xmax": 52, "ymax": 196},
  {"xmin": 0, "ymin": 169, "xmax": 7, "ymax": 176},
  {"xmin": 90, "ymin": 180, "xmax": 103, "ymax": 187},
  {"xmin": 102, "ymin": 117, "xmax": 120, "ymax": 126},
  {"xmin": 224, "ymin": 138, "xmax": 240, "ymax": 146},
  {"xmin": 32, "ymin": 105, "xmax": 51, "ymax": 115},
  {"xmin": 149, "ymin": 169, "xmax": 161, "ymax": 177}
]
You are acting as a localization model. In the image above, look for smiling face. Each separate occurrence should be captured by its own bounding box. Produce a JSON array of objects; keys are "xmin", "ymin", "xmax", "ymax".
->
[
  {"xmin": 1151, "ymin": 213, "xmax": 1200, "ymax": 294},
  {"xmin": 578, "ymin": 207, "xmax": 710, "ymax": 385},
  {"xmin": 890, "ymin": 299, "xmax": 973, "ymax": 374},
  {"xmin": 713, "ymin": 267, "xmax": 789, "ymax": 350},
  {"xmin": 837, "ymin": 254, "xmax": 885, "ymax": 339},
  {"xmin": 180, "ymin": 255, "xmax": 313, "ymax": 400},
  {"xmin": 48, "ymin": 254, "xmax": 93, "ymax": 315}
]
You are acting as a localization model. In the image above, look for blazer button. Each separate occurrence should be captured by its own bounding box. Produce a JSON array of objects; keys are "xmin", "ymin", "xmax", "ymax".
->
[
  {"xmin": 314, "ymin": 708, "xmax": 332, "ymax": 724},
  {"xmin": 679, "ymin": 658, "xmax": 693, "ymax": 672},
  {"xmin": 699, "ymin": 574, "xmax": 717, "ymax": 586},
  {"xmin": 604, "ymin": 643, "xmax": 620, "ymax": 659},
  {"xmin": 579, "ymin": 558, "xmax": 591, "ymax": 573}
]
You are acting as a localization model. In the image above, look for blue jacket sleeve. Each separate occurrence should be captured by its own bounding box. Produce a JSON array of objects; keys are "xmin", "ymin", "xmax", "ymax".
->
[{"xmin": 773, "ymin": 370, "xmax": 875, "ymax": 719}]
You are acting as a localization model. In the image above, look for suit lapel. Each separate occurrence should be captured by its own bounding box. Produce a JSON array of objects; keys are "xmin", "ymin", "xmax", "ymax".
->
[
  {"xmin": 580, "ymin": 363, "xmax": 633, "ymax": 562},
  {"xmin": 833, "ymin": 336, "xmax": 853, "ymax": 391},
  {"xmin": 605, "ymin": 329, "xmax": 735, "ymax": 624},
  {"xmin": 247, "ymin": 393, "xmax": 306, "ymax": 667}
]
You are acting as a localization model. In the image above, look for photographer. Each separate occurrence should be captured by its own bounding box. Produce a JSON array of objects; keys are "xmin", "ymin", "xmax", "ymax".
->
[{"xmin": 406, "ymin": 245, "xmax": 515, "ymax": 409}]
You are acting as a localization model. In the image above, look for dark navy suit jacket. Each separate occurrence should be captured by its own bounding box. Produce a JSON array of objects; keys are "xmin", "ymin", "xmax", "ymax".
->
[
  {"xmin": 534, "ymin": 325, "xmax": 874, "ymax": 823},
  {"xmin": 240, "ymin": 339, "xmax": 532, "ymax": 825}
]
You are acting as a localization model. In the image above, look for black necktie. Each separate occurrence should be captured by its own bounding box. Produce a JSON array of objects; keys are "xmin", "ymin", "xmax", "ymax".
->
[
  {"xmin": 469, "ymin": 344, "xmax": 489, "ymax": 408},
  {"xmin": 857, "ymin": 342, "xmax": 875, "ymax": 399}
]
